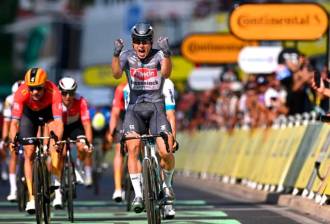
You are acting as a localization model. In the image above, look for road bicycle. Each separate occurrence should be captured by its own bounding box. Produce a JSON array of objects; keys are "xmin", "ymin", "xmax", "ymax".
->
[
  {"xmin": 121, "ymin": 133, "xmax": 169, "ymax": 224},
  {"xmin": 14, "ymin": 122, "xmax": 52, "ymax": 224},
  {"xmin": 51, "ymin": 131, "xmax": 90, "ymax": 223}
]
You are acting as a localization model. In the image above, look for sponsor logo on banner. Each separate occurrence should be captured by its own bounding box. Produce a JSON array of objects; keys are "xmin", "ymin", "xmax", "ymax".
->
[
  {"xmin": 230, "ymin": 3, "xmax": 328, "ymax": 40},
  {"xmin": 181, "ymin": 33, "xmax": 257, "ymax": 64}
]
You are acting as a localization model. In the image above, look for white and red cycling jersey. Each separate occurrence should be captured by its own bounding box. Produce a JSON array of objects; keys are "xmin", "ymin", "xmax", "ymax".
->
[{"xmin": 62, "ymin": 95, "xmax": 91, "ymax": 125}]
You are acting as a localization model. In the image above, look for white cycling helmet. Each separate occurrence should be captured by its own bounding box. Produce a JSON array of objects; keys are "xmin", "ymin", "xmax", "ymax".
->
[
  {"xmin": 11, "ymin": 80, "xmax": 24, "ymax": 93},
  {"xmin": 58, "ymin": 77, "xmax": 77, "ymax": 92}
]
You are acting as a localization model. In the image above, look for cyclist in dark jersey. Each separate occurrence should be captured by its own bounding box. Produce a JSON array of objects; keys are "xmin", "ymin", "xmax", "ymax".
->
[{"xmin": 111, "ymin": 22, "xmax": 175, "ymax": 213}]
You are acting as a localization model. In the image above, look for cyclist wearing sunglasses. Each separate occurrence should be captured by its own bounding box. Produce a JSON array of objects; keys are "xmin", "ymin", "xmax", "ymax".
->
[
  {"xmin": 9, "ymin": 67, "xmax": 64, "ymax": 214},
  {"xmin": 58, "ymin": 77, "xmax": 94, "ymax": 192},
  {"xmin": 112, "ymin": 22, "xmax": 175, "ymax": 213}
]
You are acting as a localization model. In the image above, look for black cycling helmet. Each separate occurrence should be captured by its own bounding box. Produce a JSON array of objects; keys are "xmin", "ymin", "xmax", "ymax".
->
[{"xmin": 131, "ymin": 22, "xmax": 153, "ymax": 42}]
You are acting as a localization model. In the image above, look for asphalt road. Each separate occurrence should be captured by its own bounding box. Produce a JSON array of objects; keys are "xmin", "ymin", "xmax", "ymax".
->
[{"xmin": 0, "ymin": 167, "xmax": 324, "ymax": 224}]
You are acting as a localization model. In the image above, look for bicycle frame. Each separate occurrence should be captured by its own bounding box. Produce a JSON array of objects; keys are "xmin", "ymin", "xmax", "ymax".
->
[
  {"xmin": 18, "ymin": 131, "xmax": 52, "ymax": 224},
  {"xmin": 121, "ymin": 133, "xmax": 169, "ymax": 224},
  {"xmin": 52, "ymin": 133, "xmax": 90, "ymax": 223}
]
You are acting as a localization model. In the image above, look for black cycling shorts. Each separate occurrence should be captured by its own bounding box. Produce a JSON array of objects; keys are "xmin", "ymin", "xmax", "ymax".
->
[
  {"xmin": 19, "ymin": 106, "xmax": 53, "ymax": 143},
  {"xmin": 63, "ymin": 120, "xmax": 85, "ymax": 140},
  {"xmin": 123, "ymin": 102, "xmax": 172, "ymax": 135}
]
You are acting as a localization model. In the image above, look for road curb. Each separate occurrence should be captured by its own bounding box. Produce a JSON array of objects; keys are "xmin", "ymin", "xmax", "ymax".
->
[{"xmin": 176, "ymin": 174, "xmax": 330, "ymax": 223}]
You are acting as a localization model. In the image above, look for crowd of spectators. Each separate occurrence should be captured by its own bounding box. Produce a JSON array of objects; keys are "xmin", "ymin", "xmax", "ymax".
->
[{"xmin": 176, "ymin": 48, "xmax": 328, "ymax": 132}]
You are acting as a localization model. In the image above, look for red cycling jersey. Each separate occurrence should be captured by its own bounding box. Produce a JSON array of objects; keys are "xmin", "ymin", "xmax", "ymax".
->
[
  {"xmin": 112, "ymin": 82, "xmax": 126, "ymax": 110},
  {"xmin": 63, "ymin": 95, "xmax": 91, "ymax": 125},
  {"xmin": 12, "ymin": 81, "xmax": 62, "ymax": 120}
]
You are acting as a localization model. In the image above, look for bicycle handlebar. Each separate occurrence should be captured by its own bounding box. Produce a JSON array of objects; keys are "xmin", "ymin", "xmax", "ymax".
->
[
  {"xmin": 120, "ymin": 132, "xmax": 170, "ymax": 153},
  {"xmin": 50, "ymin": 131, "xmax": 91, "ymax": 148}
]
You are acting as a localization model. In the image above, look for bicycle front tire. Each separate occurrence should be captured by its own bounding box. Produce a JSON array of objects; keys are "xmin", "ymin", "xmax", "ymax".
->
[
  {"xmin": 143, "ymin": 159, "xmax": 161, "ymax": 224},
  {"xmin": 42, "ymin": 160, "xmax": 51, "ymax": 224},
  {"xmin": 33, "ymin": 160, "xmax": 43, "ymax": 224},
  {"xmin": 67, "ymin": 160, "xmax": 74, "ymax": 222},
  {"xmin": 17, "ymin": 157, "xmax": 27, "ymax": 211}
]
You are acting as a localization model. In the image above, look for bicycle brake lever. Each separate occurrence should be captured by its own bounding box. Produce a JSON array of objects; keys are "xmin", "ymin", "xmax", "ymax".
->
[{"xmin": 50, "ymin": 131, "xmax": 58, "ymax": 142}]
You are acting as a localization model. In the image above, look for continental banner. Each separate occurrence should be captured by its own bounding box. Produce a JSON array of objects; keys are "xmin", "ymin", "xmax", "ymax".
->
[
  {"xmin": 230, "ymin": 3, "xmax": 328, "ymax": 40},
  {"xmin": 181, "ymin": 33, "xmax": 257, "ymax": 64}
]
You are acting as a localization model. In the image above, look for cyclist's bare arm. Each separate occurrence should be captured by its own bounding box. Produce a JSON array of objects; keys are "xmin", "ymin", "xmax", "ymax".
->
[
  {"xmin": 49, "ymin": 118, "xmax": 64, "ymax": 140},
  {"xmin": 108, "ymin": 106, "xmax": 121, "ymax": 143},
  {"xmin": 9, "ymin": 119, "xmax": 19, "ymax": 142},
  {"xmin": 112, "ymin": 56, "xmax": 123, "ymax": 79},
  {"xmin": 161, "ymin": 57, "xmax": 172, "ymax": 78},
  {"xmin": 2, "ymin": 119, "xmax": 10, "ymax": 141},
  {"xmin": 166, "ymin": 110, "xmax": 176, "ymax": 139},
  {"xmin": 82, "ymin": 121, "xmax": 93, "ymax": 146}
]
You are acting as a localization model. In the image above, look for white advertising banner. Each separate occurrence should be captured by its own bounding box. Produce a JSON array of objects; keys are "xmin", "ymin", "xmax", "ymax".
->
[{"xmin": 238, "ymin": 46, "xmax": 282, "ymax": 74}]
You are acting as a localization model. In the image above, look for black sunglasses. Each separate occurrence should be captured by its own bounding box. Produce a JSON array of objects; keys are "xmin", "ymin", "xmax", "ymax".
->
[
  {"xmin": 28, "ymin": 86, "xmax": 44, "ymax": 91},
  {"xmin": 133, "ymin": 39, "xmax": 151, "ymax": 45},
  {"xmin": 61, "ymin": 91, "xmax": 75, "ymax": 96}
]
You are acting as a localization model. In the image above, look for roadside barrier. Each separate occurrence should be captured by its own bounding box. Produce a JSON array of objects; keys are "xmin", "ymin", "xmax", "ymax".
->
[{"xmin": 176, "ymin": 113, "xmax": 330, "ymax": 206}]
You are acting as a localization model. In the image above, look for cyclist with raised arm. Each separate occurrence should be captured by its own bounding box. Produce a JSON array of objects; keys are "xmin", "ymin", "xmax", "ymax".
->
[
  {"xmin": 111, "ymin": 22, "xmax": 175, "ymax": 213},
  {"xmin": 2, "ymin": 81, "xmax": 24, "ymax": 201},
  {"xmin": 58, "ymin": 77, "xmax": 94, "ymax": 196},
  {"xmin": 9, "ymin": 68, "xmax": 64, "ymax": 214}
]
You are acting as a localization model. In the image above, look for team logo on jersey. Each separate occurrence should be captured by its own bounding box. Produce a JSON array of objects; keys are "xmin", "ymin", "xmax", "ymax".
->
[{"xmin": 130, "ymin": 68, "xmax": 157, "ymax": 80}]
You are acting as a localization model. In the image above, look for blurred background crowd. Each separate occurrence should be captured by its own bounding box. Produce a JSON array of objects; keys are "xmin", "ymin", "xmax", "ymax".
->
[{"xmin": 177, "ymin": 49, "xmax": 328, "ymax": 131}]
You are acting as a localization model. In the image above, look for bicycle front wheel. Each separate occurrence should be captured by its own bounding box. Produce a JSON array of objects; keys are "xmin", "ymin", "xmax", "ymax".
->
[
  {"xmin": 67, "ymin": 161, "xmax": 75, "ymax": 222},
  {"xmin": 17, "ymin": 157, "xmax": 27, "ymax": 212},
  {"xmin": 42, "ymin": 160, "xmax": 51, "ymax": 224},
  {"xmin": 33, "ymin": 160, "xmax": 43, "ymax": 224},
  {"xmin": 143, "ymin": 159, "xmax": 161, "ymax": 224}
]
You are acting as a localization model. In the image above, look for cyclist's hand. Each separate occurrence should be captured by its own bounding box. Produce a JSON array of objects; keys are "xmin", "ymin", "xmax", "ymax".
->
[
  {"xmin": 157, "ymin": 36, "xmax": 171, "ymax": 57},
  {"xmin": 113, "ymin": 38, "xmax": 124, "ymax": 56},
  {"xmin": 87, "ymin": 144, "xmax": 94, "ymax": 153},
  {"xmin": 9, "ymin": 142, "xmax": 16, "ymax": 153},
  {"xmin": 107, "ymin": 132, "xmax": 114, "ymax": 146},
  {"xmin": 54, "ymin": 142, "xmax": 63, "ymax": 153},
  {"xmin": 173, "ymin": 139, "xmax": 179, "ymax": 152}
]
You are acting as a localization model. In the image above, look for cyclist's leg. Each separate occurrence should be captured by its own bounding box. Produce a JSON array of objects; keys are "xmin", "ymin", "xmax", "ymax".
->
[
  {"xmin": 112, "ymin": 142, "xmax": 124, "ymax": 201},
  {"xmin": 20, "ymin": 112, "xmax": 39, "ymax": 212},
  {"xmin": 124, "ymin": 107, "xmax": 145, "ymax": 212},
  {"xmin": 7, "ymin": 149, "xmax": 17, "ymax": 201},
  {"xmin": 112, "ymin": 121, "xmax": 124, "ymax": 201},
  {"xmin": 0, "ymin": 146, "xmax": 7, "ymax": 181},
  {"xmin": 76, "ymin": 141, "xmax": 92, "ymax": 186},
  {"xmin": 47, "ymin": 119, "xmax": 64, "ymax": 209},
  {"xmin": 150, "ymin": 102, "xmax": 175, "ymax": 202}
]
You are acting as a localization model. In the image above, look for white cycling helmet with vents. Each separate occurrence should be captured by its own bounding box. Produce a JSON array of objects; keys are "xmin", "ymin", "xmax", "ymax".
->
[{"xmin": 58, "ymin": 77, "xmax": 77, "ymax": 92}]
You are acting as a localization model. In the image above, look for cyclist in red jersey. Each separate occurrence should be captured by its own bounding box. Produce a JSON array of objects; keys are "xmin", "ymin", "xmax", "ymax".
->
[
  {"xmin": 59, "ymin": 78, "xmax": 93, "ymax": 180},
  {"xmin": 107, "ymin": 82, "xmax": 128, "ymax": 202},
  {"xmin": 9, "ymin": 68, "xmax": 64, "ymax": 214},
  {"xmin": 52, "ymin": 77, "xmax": 94, "ymax": 208}
]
